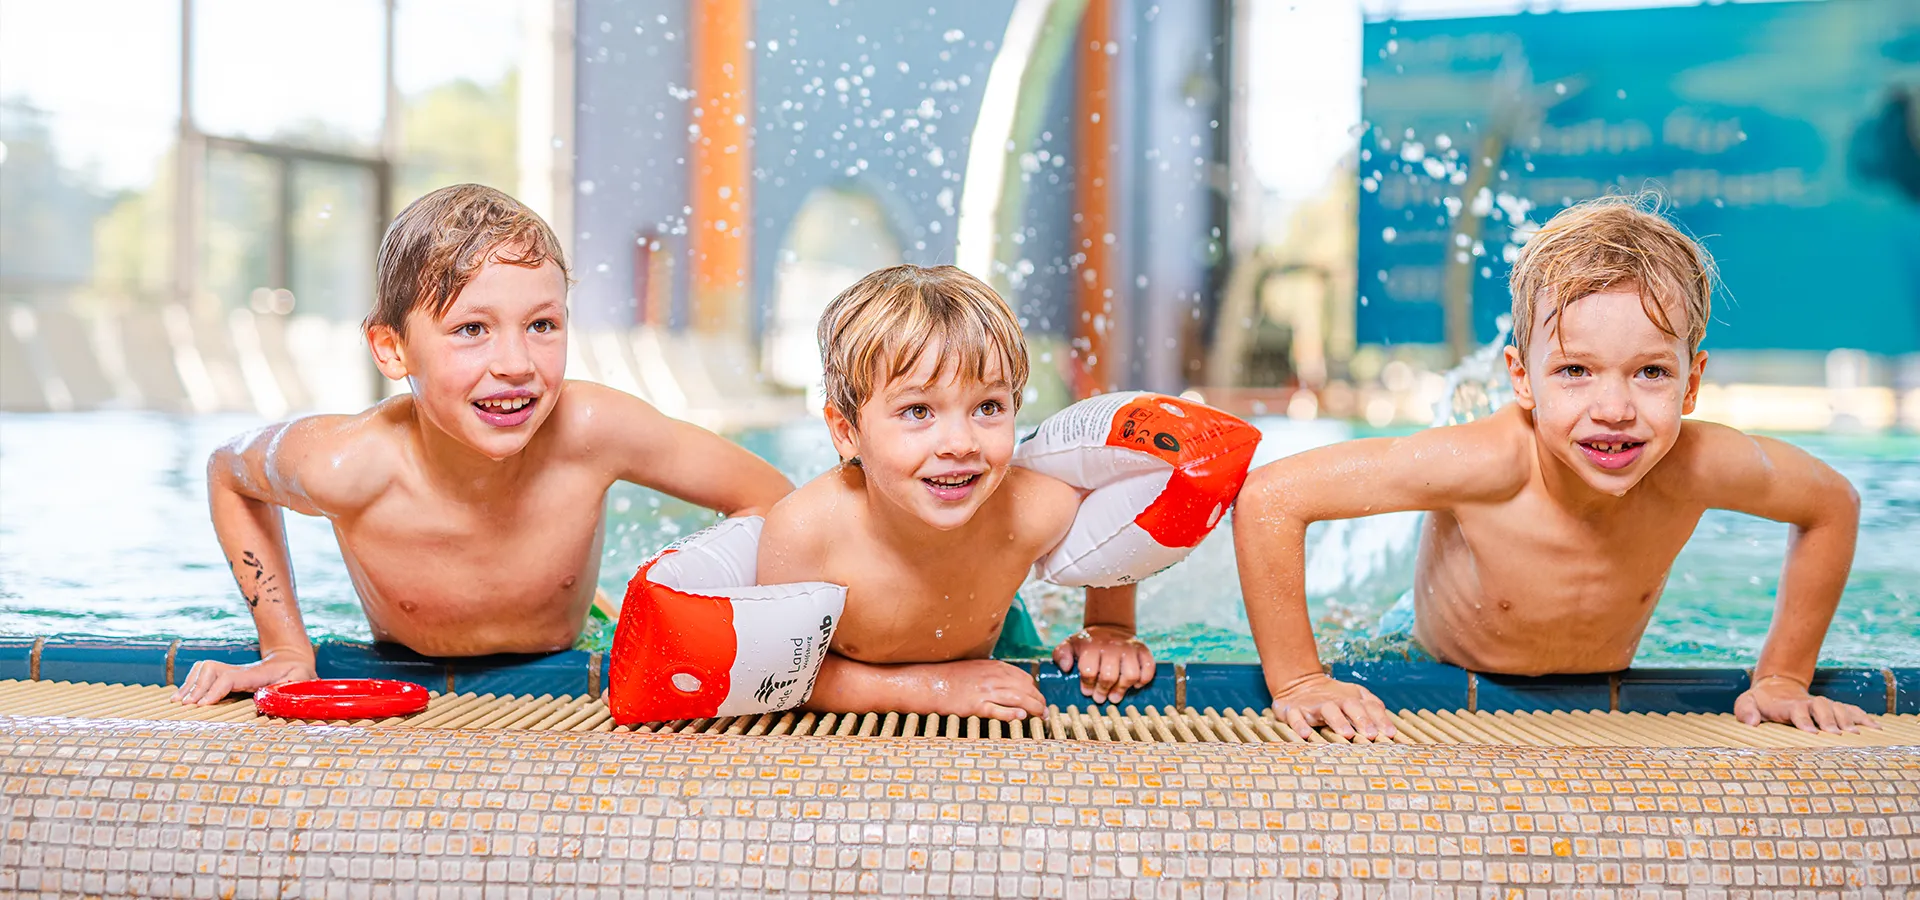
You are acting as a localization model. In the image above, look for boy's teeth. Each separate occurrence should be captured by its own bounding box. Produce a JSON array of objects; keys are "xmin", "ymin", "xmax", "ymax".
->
[{"xmin": 479, "ymin": 398, "xmax": 530, "ymax": 411}]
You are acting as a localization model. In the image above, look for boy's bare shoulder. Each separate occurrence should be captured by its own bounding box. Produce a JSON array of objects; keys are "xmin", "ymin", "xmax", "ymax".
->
[
  {"xmin": 994, "ymin": 466, "xmax": 1082, "ymax": 547},
  {"xmin": 1652, "ymin": 418, "xmax": 1787, "ymax": 500},
  {"xmin": 763, "ymin": 465, "xmax": 862, "ymax": 551},
  {"xmin": 1448, "ymin": 404, "xmax": 1539, "ymax": 496},
  {"xmin": 1332, "ymin": 404, "xmax": 1532, "ymax": 502},
  {"xmin": 536, "ymin": 380, "xmax": 660, "ymax": 443},
  {"xmin": 270, "ymin": 398, "xmax": 413, "ymax": 512}
]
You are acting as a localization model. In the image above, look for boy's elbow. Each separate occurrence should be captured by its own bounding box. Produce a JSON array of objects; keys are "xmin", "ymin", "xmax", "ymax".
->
[
  {"xmin": 1238, "ymin": 463, "xmax": 1292, "ymax": 510},
  {"xmin": 1828, "ymin": 475, "xmax": 1861, "ymax": 528},
  {"xmin": 1234, "ymin": 463, "xmax": 1305, "ymax": 528}
]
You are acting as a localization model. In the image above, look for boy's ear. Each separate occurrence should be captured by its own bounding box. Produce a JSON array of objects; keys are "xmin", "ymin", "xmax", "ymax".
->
[
  {"xmin": 367, "ymin": 324, "xmax": 411, "ymax": 381},
  {"xmin": 1681, "ymin": 349, "xmax": 1708, "ymax": 416},
  {"xmin": 824, "ymin": 404, "xmax": 861, "ymax": 463},
  {"xmin": 1504, "ymin": 345, "xmax": 1535, "ymax": 410}
]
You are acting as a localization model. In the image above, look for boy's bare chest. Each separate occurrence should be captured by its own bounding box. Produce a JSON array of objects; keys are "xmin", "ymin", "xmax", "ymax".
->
[
  {"xmin": 1446, "ymin": 491, "xmax": 1704, "ymax": 597},
  {"xmin": 827, "ymin": 535, "xmax": 1035, "ymax": 662},
  {"xmin": 328, "ymin": 476, "xmax": 609, "ymax": 653}
]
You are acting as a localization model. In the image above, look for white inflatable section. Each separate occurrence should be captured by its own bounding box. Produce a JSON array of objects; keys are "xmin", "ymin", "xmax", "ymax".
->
[
  {"xmin": 1014, "ymin": 392, "xmax": 1184, "ymax": 587},
  {"xmin": 648, "ymin": 517, "xmax": 847, "ymax": 716}
]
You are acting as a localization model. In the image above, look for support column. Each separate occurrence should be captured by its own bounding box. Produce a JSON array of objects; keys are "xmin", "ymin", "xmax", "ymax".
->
[
  {"xmin": 1071, "ymin": 0, "xmax": 1117, "ymax": 398},
  {"xmin": 689, "ymin": 0, "xmax": 753, "ymax": 337}
]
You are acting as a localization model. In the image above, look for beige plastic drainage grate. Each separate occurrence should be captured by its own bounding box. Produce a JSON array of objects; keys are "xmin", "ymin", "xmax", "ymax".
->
[{"xmin": 2, "ymin": 678, "xmax": 1916, "ymax": 747}]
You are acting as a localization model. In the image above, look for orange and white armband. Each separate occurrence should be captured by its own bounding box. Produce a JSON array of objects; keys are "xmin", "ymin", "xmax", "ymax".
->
[
  {"xmin": 608, "ymin": 517, "xmax": 845, "ymax": 725},
  {"xmin": 1013, "ymin": 392, "xmax": 1260, "ymax": 586}
]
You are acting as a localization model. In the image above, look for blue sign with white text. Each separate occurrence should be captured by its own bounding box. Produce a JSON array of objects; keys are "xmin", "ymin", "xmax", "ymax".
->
[{"xmin": 1357, "ymin": 0, "xmax": 1920, "ymax": 354}]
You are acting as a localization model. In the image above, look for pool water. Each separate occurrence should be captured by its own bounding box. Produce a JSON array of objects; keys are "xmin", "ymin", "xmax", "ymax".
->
[{"xmin": 2, "ymin": 411, "xmax": 1916, "ymax": 666}]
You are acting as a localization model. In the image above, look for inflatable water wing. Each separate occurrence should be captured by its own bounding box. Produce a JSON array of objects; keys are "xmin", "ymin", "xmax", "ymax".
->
[
  {"xmin": 1014, "ymin": 392, "xmax": 1260, "ymax": 586},
  {"xmin": 608, "ymin": 517, "xmax": 845, "ymax": 725}
]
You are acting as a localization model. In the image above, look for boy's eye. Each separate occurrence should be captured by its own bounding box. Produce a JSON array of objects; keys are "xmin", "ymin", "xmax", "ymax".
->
[
  {"xmin": 1558, "ymin": 364, "xmax": 1587, "ymax": 377},
  {"xmin": 1639, "ymin": 365, "xmax": 1669, "ymax": 379},
  {"xmin": 903, "ymin": 404, "xmax": 931, "ymax": 421},
  {"xmin": 530, "ymin": 319, "xmax": 557, "ymax": 334},
  {"xmin": 457, "ymin": 323, "xmax": 485, "ymax": 338},
  {"xmin": 976, "ymin": 400, "xmax": 1005, "ymax": 417}
]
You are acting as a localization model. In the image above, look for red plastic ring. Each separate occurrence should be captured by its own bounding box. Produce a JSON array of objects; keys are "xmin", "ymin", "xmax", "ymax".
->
[{"xmin": 253, "ymin": 679, "xmax": 431, "ymax": 720}]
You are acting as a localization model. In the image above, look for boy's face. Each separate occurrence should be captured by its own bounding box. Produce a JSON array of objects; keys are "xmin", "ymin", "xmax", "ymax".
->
[
  {"xmin": 1505, "ymin": 288, "xmax": 1707, "ymax": 497},
  {"xmin": 370, "ymin": 257, "xmax": 568, "ymax": 461},
  {"xmin": 827, "ymin": 345, "xmax": 1019, "ymax": 532}
]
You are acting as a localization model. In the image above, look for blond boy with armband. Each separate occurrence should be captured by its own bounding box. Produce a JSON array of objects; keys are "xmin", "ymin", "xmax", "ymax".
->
[
  {"xmin": 756, "ymin": 264, "xmax": 1153, "ymax": 721},
  {"xmin": 1233, "ymin": 195, "xmax": 1874, "ymax": 739},
  {"xmin": 175, "ymin": 184, "xmax": 792, "ymax": 704}
]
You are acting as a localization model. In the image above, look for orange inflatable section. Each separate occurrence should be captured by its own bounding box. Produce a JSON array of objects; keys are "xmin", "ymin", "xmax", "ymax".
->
[
  {"xmin": 608, "ymin": 554, "xmax": 738, "ymax": 723},
  {"xmin": 1103, "ymin": 395, "xmax": 1261, "ymax": 548}
]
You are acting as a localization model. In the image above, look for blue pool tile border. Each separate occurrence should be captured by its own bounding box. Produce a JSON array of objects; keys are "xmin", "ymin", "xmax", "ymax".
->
[
  {"xmin": 36, "ymin": 636, "xmax": 173, "ymax": 686},
  {"xmin": 1808, "ymin": 668, "xmax": 1891, "ymax": 714},
  {"xmin": 0, "ymin": 636, "xmax": 36, "ymax": 681},
  {"xmin": 1472, "ymin": 672, "xmax": 1611, "ymax": 713},
  {"xmin": 1894, "ymin": 668, "xmax": 1920, "ymax": 714},
  {"xmin": 2, "ymin": 636, "xmax": 1914, "ymax": 718},
  {"xmin": 1615, "ymin": 668, "xmax": 1749, "ymax": 714}
]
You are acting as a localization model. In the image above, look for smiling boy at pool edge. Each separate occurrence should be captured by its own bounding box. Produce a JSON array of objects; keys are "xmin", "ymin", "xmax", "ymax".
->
[
  {"xmin": 756, "ymin": 264, "xmax": 1154, "ymax": 721},
  {"xmin": 173, "ymin": 184, "xmax": 793, "ymax": 704},
  {"xmin": 1234, "ymin": 195, "xmax": 1875, "ymax": 738}
]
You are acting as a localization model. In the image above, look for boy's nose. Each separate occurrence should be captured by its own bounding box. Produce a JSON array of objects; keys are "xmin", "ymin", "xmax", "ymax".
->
[
  {"xmin": 935, "ymin": 419, "xmax": 981, "ymax": 456},
  {"xmin": 1590, "ymin": 377, "xmax": 1636, "ymax": 424},
  {"xmin": 492, "ymin": 333, "xmax": 536, "ymax": 379}
]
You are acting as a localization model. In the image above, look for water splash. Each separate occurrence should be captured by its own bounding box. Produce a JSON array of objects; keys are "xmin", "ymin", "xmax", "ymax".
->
[{"xmin": 1433, "ymin": 314, "xmax": 1514, "ymax": 427}]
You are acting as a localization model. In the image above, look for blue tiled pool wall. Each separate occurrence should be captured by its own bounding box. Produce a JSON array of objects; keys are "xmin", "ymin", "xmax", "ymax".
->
[{"xmin": 3, "ymin": 636, "xmax": 1915, "ymax": 715}]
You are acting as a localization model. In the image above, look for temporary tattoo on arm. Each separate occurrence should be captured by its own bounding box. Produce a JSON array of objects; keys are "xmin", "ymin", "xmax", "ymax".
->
[{"xmin": 233, "ymin": 550, "xmax": 283, "ymax": 608}]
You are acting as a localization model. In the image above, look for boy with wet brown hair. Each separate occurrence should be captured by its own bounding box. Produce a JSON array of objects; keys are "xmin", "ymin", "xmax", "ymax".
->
[
  {"xmin": 175, "ymin": 183, "xmax": 792, "ymax": 703},
  {"xmin": 1234, "ymin": 195, "xmax": 1874, "ymax": 738},
  {"xmin": 757, "ymin": 264, "xmax": 1152, "ymax": 721}
]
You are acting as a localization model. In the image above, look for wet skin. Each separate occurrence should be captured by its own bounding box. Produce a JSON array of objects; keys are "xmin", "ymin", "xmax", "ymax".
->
[
  {"xmin": 176, "ymin": 257, "xmax": 792, "ymax": 703},
  {"xmin": 1235, "ymin": 289, "xmax": 1870, "ymax": 738},
  {"xmin": 757, "ymin": 349, "xmax": 1149, "ymax": 722}
]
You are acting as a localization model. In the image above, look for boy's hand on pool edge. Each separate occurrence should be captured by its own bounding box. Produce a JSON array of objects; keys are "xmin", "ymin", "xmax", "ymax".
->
[
  {"xmin": 172, "ymin": 650, "xmax": 317, "ymax": 706},
  {"xmin": 1269, "ymin": 672, "xmax": 1395, "ymax": 741},
  {"xmin": 1735, "ymin": 675, "xmax": 1878, "ymax": 734},
  {"xmin": 1053, "ymin": 625, "xmax": 1154, "ymax": 705}
]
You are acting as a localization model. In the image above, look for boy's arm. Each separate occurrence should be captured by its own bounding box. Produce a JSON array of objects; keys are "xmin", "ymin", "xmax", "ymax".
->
[
  {"xmin": 1680, "ymin": 424, "xmax": 1871, "ymax": 732},
  {"xmin": 1234, "ymin": 424, "xmax": 1522, "ymax": 738},
  {"xmin": 583, "ymin": 383, "xmax": 792, "ymax": 517},
  {"xmin": 177, "ymin": 418, "xmax": 369, "ymax": 704},
  {"xmin": 1008, "ymin": 470, "xmax": 1155, "ymax": 702},
  {"xmin": 806, "ymin": 654, "xmax": 1047, "ymax": 721}
]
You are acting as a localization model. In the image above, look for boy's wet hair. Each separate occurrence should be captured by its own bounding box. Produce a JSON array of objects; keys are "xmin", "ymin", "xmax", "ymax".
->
[
  {"xmin": 1509, "ymin": 192, "xmax": 1715, "ymax": 357},
  {"xmin": 366, "ymin": 184, "xmax": 569, "ymax": 336},
  {"xmin": 817, "ymin": 264, "xmax": 1029, "ymax": 425}
]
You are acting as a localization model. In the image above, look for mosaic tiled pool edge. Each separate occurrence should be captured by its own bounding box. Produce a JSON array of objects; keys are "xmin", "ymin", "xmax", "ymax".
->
[
  {"xmin": 3, "ymin": 717, "xmax": 1915, "ymax": 897},
  {"xmin": 4, "ymin": 636, "xmax": 1917, "ymax": 715}
]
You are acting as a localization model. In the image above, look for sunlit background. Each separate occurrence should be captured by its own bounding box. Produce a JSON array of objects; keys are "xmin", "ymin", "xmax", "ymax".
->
[{"xmin": 2, "ymin": 0, "xmax": 1917, "ymax": 664}]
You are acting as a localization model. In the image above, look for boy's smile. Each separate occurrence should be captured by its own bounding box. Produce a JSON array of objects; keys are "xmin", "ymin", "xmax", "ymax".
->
[
  {"xmin": 474, "ymin": 389, "xmax": 540, "ymax": 427},
  {"xmin": 1506, "ymin": 287, "xmax": 1706, "ymax": 497}
]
